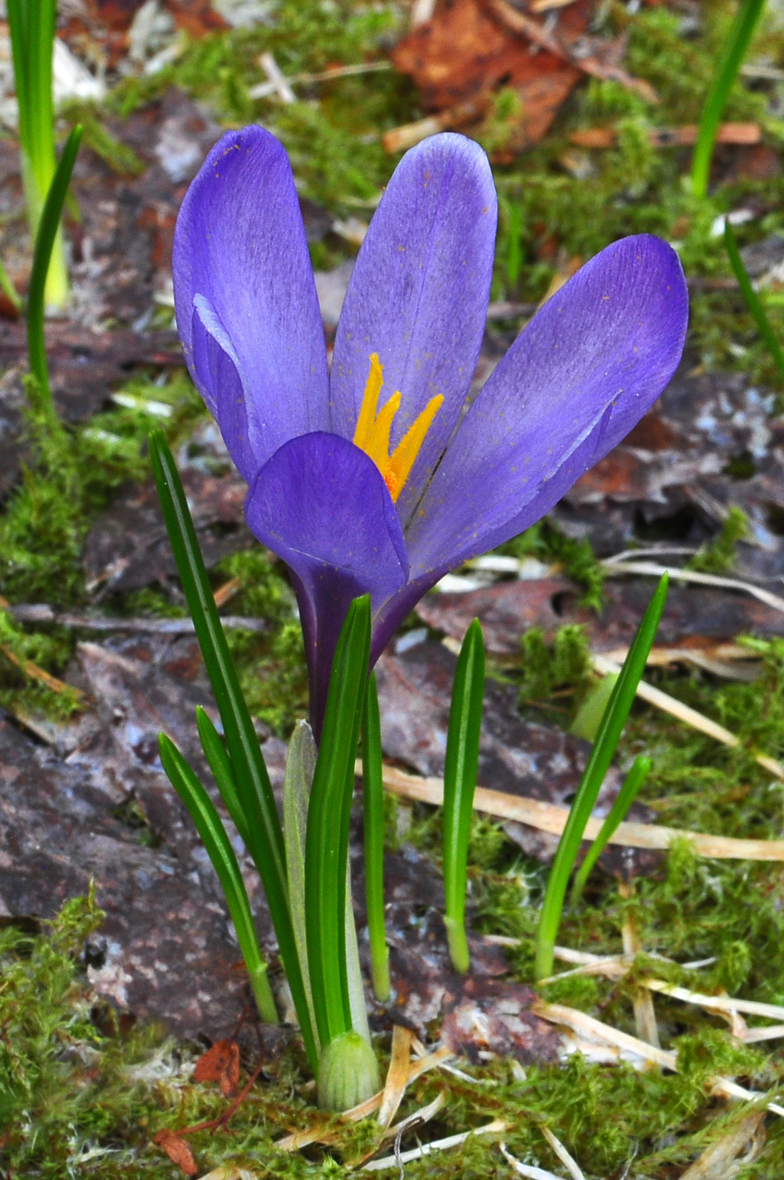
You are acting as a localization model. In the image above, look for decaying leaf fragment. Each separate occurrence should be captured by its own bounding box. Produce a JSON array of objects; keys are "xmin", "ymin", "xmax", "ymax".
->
[
  {"xmin": 152, "ymin": 1129, "xmax": 199, "ymax": 1177},
  {"xmin": 193, "ymin": 1038, "xmax": 241, "ymax": 1097}
]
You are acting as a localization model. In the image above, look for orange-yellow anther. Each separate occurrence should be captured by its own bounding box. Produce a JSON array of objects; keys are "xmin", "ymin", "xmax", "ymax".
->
[
  {"xmin": 353, "ymin": 354, "xmax": 444, "ymax": 503},
  {"xmin": 365, "ymin": 391, "xmax": 401, "ymax": 472},
  {"xmin": 353, "ymin": 352, "xmax": 383, "ymax": 452},
  {"xmin": 385, "ymin": 394, "xmax": 444, "ymax": 500}
]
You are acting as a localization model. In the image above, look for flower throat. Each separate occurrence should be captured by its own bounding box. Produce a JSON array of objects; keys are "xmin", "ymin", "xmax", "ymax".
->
[{"xmin": 353, "ymin": 354, "xmax": 443, "ymax": 502}]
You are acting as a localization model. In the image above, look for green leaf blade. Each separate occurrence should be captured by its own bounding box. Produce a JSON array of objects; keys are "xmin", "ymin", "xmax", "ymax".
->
[
  {"xmin": 362, "ymin": 672, "xmax": 390, "ymax": 1001},
  {"xmin": 724, "ymin": 219, "xmax": 784, "ymax": 387},
  {"xmin": 158, "ymin": 733, "xmax": 277, "ymax": 1025},
  {"xmin": 535, "ymin": 574, "xmax": 668, "ymax": 980},
  {"xmin": 570, "ymin": 754, "xmax": 652, "ymax": 905},
  {"xmin": 305, "ymin": 596, "xmax": 371, "ymax": 1048},
  {"xmin": 442, "ymin": 618, "xmax": 486, "ymax": 974},
  {"xmin": 149, "ymin": 431, "xmax": 317, "ymax": 1072},
  {"xmin": 27, "ymin": 124, "xmax": 82, "ymax": 418},
  {"xmin": 691, "ymin": 0, "xmax": 766, "ymax": 198}
]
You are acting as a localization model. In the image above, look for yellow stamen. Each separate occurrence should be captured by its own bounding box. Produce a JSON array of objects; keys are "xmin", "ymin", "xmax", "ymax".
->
[
  {"xmin": 385, "ymin": 395, "xmax": 444, "ymax": 501},
  {"xmin": 353, "ymin": 353, "xmax": 383, "ymax": 452},
  {"xmin": 366, "ymin": 391, "xmax": 401, "ymax": 472},
  {"xmin": 353, "ymin": 354, "xmax": 444, "ymax": 503}
]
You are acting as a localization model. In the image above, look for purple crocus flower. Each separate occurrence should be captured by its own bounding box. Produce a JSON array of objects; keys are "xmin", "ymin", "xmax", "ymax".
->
[{"xmin": 173, "ymin": 127, "xmax": 687, "ymax": 735}]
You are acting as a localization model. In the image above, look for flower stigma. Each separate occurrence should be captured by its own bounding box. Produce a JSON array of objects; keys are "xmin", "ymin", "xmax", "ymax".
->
[{"xmin": 353, "ymin": 353, "xmax": 443, "ymax": 502}]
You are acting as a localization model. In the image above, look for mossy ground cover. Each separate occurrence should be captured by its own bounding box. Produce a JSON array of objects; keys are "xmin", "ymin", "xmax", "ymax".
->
[{"xmin": 4, "ymin": 0, "xmax": 784, "ymax": 1175}]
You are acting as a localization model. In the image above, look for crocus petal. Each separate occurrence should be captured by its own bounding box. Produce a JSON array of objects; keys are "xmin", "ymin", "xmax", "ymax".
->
[
  {"xmin": 245, "ymin": 432, "xmax": 409, "ymax": 733},
  {"xmin": 406, "ymin": 234, "xmax": 688, "ymax": 575},
  {"xmin": 173, "ymin": 126, "xmax": 330, "ymax": 472},
  {"xmin": 330, "ymin": 133, "xmax": 497, "ymax": 523},
  {"xmin": 191, "ymin": 298, "xmax": 259, "ymax": 484}
]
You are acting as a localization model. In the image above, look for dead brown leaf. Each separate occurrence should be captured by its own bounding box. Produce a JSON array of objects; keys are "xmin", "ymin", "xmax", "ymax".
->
[
  {"xmin": 416, "ymin": 577, "xmax": 784, "ymax": 656},
  {"xmin": 391, "ymin": 0, "xmax": 582, "ymax": 149},
  {"xmin": 152, "ymin": 1129, "xmax": 198, "ymax": 1177},
  {"xmin": 194, "ymin": 1038, "xmax": 241, "ymax": 1098}
]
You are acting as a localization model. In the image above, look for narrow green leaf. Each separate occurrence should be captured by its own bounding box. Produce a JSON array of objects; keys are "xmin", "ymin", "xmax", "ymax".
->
[
  {"xmin": 0, "ymin": 255, "xmax": 21, "ymax": 313},
  {"xmin": 442, "ymin": 618, "xmax": 485, "ymax": 974},
  {"xmin": 149, "ymin": 431, "xmax": 318, "ymax": 1072},
  {"xmin": 344, "ymin": 857, "xmax": 372, "ymax": 1048},
  {"xmin": 725, "ymin": 218, "xmax": 784, "ymax": 386},
  {"xmin": 196, "ymin": 706, "xmax": 249, "ymax": 849},
  {"xmin": 362, "ymin": 672, "xmax": 390, "ymax": 1001},
  {"xmin": 305, "ymin": 596, "xmax": 371, "ymax": 1048},
  {"xmin": 27, "ymin": 124, "xmax": 82, "ymax": 422},
  {"xmin": 535, "ymin": 574, "xmax": 668, "ymax": 981},
  {"xmin": 8, "ymin": 0, "xmax": 69, "ymax": 306},
  {"xmin": 570, "ymin": 755, "xmax": 652, "ymax": 905},
  {"xmin": 570, "ymin": 673, "xmax": 618, "ymax": 743},
  {"xmin": 283, "ymin": 719, "xmax": 320, "ymax": 1053},
  {"xmin": 691, "ymin": 0, "xmax": 766, "ymax": 198},
  {"xmin": 158, "ymin": 733, "xmax": 278, "ymax": 1025}
]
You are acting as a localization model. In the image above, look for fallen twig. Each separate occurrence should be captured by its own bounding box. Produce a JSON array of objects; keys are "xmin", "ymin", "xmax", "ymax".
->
[
  {"xmin": 532, "ymin": 999, "xmax": 784, "ymax": 1115},
  {"xmin": 592, "ymin": 653, "xmax": 784, "ymax": 780},
  {"xmin": 5, "ymin": 604, "xmax": 268, "ymax": 635},
  {"xmin": 602, "ymin": 557, "xmax": 784, "ymax": 615},
  {"xmin": 571, "ymin": 122, "xmax": 760, "ymax": 149},
  {"xmin": 486, "ymin": 0, "xmax": 658, "ymax": 102},
  {"xmin": 541, "ymin": 1126, "xmax": 586, "ymax": 1180},
  {"xmin": 500, "ymin": 1143, "xmax": 563, "ymax": 1180},
  {"xmin": 377, "ymin": 763, "xmax": 784, "ymax": 859},
  {"xmin": 382, "ymin": 96, "xmax": 489, "ymax": 153},
  {"xmin": 249, "ymin": 59, "xmax": 392, "ymax": 99},
  {"xmin": 362, "ymin": 1119, "xmax": 506, "ymax": 1171},
  {"xmin": 378, "ymin": 1025, "xmax": 414, "ymax": 1128},
  {"xmin": 619, "ymin": 881, "xmax": 660, "ymax": 1049}
]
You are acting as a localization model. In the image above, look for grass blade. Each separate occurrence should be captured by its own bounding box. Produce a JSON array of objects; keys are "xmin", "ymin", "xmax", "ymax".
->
[
  {"xmin": 570, "ymin": 755, "xmax": 652, "ymax": 905},
  {"xmin": 535, "ymin": 574, "xmax": 668, "ymax": 981},
  {"xmin": 305, "ymin": 596, "xmax": 370, "ymax": 1048},
  {"xmin": 724, "ymin": 218, "xmax": 784, "ymax": 385},
  {"xmin": 283, "ymin": 720, "xmax": 320, "ymax": 1052},
  {"xmin": 158, "ymin": 733, "xmax": 278, "ymax": 1025},
  {"xmin": 362, "ymin": 672, "xmax": 390, "ymax": 1001},
  {"xmin": 8, "ymin": 0, "xmax": 69, "ymax": 306},
  {"xmin": 27, "ymin": 124, "xmax": 82, "ymax": 423},
  {"xmin": 149, "ymin": 430, "xmax": 317, "ymax": 1072},
  {"xmin": 196, "ymin": 705, "xmax": 249, "ymax": 849},
  {"xmin": 691, "ymin": 0, "xmax": 766, "ymax": 198},
  {"xmin": 442, "ymin": 618, "xmax": 485, "ymax": 974}
]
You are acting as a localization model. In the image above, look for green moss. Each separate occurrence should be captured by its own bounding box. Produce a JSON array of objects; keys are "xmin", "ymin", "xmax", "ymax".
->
[
  {"xmin": 689, "ymin": 506, "xmax": 750, "ymax": 573},
  {"xmin": 518, "ymin": 624, "xmax": 593, "ymax": 710},
  {"xmin": 9, "ymin": 4, "xmax": 784, "ymax": 1176},
  {"xmin": 0, "ymin": 372, "xmax": 204, "ymax": 719},
  {"xmin": 499, "ymin": 518, "xmax": 606, "ymax": 609}
]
